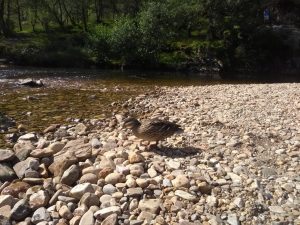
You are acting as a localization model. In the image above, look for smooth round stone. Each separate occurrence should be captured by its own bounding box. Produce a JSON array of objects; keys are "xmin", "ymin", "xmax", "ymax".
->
[
  {"xmin": 129, "ymin": 164, "xmax": 144, "ymax": 176},
  {"xmin": 79, "ymin": 173, "xmax": 98, "ymax": 184},
  {"xmin": 70, "ymin": 183, "xmax": 95, "ymax": 200},
  {"xmin": 105, "ymin": 173, "xmax": 125, "ymax": 185},
  {"xmin": 136, "ymin": 178, "xmax": 149, "ymax": 188},
  {"xmin": 100, "ymin": 195, "xmax": 112, "ymax": 204},
  {"xmin": 0, "ymin": 149, "xmax": 15, "ymax": 162},
  {"xmin": 112, "ymin": 192, "xmax": 123, "ymax": 199},
  {"xmin": 126, "ymin": 178, "xmax": 136, "ymax": 188},
  {"xmin": 103, "ymin": 184, "xmax": 117, "ymax": 195}
]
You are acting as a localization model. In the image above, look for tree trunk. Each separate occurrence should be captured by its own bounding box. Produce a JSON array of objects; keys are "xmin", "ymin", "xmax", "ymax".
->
[
  {"xmin": 0, "ymin": 0, "xmax": 8, "ymax": 36},
  {"xmin": 16, "ymin": 0, "xmax": 22, "ymax": 31},
  {"xmin": 82, "ymin": 0, "xmax": 88, "ymax": 31},
  {"xmin": 5, "ymin": 0, "xmax": 11, "ymax": 32},
  {"xmin": 95, "ymin": 0, "xmax": 103, "ymax": 23},
  {"xmin": 61, "ymin": 0, "xmax": 77, "ymax": 26}
]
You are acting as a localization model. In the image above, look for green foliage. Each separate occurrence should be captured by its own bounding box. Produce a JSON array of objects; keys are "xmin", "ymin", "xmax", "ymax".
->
[
  {"xmin": 110, "ymin": 17, "xmax": 140, "ymax": 64},
  {"xmin": 88, "ymin": 25, "xmax": 112, "ymax": 65},
  {"xmin": 0, "ymin": 0, "xmax": 299, "ymax": 74},
  {"xmin": 2, "ymin": 33, "xmax": 92, "ymax": 67}
]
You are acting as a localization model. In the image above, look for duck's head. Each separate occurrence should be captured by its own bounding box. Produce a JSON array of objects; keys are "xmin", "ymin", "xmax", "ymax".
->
[{"xmin": 123, "ymin": 118, "xmax": 141, "ymax": 129}]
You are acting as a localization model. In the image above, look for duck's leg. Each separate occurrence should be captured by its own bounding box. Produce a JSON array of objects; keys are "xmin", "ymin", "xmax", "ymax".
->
[{"xmin": 149, "ymin": 141, "xmax": 159, "ymax": 150}]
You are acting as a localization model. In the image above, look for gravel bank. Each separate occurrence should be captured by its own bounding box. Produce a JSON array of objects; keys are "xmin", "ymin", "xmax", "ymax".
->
[{"xmin": 0, "ymin": 83, "xmax": 299, "ymax": 225}]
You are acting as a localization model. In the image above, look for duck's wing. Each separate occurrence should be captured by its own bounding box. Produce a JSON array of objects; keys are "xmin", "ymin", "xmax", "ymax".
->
[{"xmin": 145, "ymin": 119, "xmax": 183, "ymax": 133}]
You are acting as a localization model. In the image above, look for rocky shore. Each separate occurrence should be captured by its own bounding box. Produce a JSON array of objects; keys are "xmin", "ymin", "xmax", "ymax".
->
[{"xmin": 0, "ymin": 83, "xmax": 299, "ymax": 225}]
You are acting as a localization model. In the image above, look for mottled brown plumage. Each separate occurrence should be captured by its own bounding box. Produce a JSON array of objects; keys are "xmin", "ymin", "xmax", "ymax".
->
[{"xmin": 123, "ymin": 118, "xmax": 183, "ymax": 141}]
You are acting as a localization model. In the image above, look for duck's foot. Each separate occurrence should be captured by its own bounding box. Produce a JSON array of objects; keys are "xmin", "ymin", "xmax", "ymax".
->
[{"xmin": 148, "ymin": 141, "xmax": 160, "ymax": 151}]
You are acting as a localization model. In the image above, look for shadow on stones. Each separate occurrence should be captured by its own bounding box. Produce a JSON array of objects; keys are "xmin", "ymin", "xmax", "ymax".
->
[{"xmin": 150, "ymin": 146, "xmax": 202, "ymax": 158}]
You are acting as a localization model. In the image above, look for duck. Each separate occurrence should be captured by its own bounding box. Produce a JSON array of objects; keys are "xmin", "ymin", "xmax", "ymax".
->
[{"xmin": 123, "ymin": 117, "xmax": 183, "ymax": 143}]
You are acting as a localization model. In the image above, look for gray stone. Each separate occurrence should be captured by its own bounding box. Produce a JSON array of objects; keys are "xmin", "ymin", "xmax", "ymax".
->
[
  {"xmin": 61, "ymin": 164, "xmax": 80, "ymax": 186},
  {"xmin": 227, "ymin": 213, "xmax": 240, "ymax": 225},
  {"xmin": 262, "ymin": 167, "xmax": 277, "ymax": 178},
  {"xmin": 11, "ymin": 199, "xmax": 31, "ymax": 221},
  {"xmin": 18, "ymin": 133, "xmax": 37, "ymax": 141},
  {"xmin": 0, "ymin": 163, "xmax": 16, "ymax": 181},
  {"xmin": 103, "ymin": 184, "xmax": 117, "ymax": 195},
  {"xmin": 227, "ymin": 172, "xmax": 242, "ymax": 184},
  {"xmin": 70, "ymin": 183, "xmax": 95, "ymax": 199},
  {"xmin": 91, "ymin": 138, "xmax": 101, "ymax": 148},
  {"xmin": 166, "ymin": 160, "xmax": 181, "ymax": 169},
  {"xmin": 206, "ymin": 196, "xmax": 217, "ymax": 207},
  {"xmin": 175, "ymin": 190, "xmax": 197, "ymax": 201},
  {"xmin": 0, "ymin": 149, "xmax": 15, "ymax": 162},
  {"xmin": 233, "ymin": 197, "xmax": 244, "ymax": 208},
  {"xmin": 162, "ymin": 179, "xmax": 172, "ymax": 187},
  {"xmin": 31, "ymin": 207, "xmax": 51, "ymax": 224},
  {"xmin": 126, "ymin": 188, "xmax": 143, "ymax": 197},
  {"xmin": 13, "ymin": 157, "xmax": 39, "ymax": 179}
]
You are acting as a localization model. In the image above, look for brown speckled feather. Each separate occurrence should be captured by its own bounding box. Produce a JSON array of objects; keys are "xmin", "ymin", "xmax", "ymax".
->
[{"xmin": 132, "ymin": 119, "xmax": 183, "ymax": 141}]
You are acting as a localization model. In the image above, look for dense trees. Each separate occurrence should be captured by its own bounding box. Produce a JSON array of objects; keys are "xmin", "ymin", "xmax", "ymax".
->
[{"xmin": 0, "ymin": 0, "xmax": 299, "ymax": 75}]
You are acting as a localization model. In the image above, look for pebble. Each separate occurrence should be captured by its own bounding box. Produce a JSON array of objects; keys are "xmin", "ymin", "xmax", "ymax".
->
[
  {"xmin": 172, "ymin": 175, "xmax": 190, "ymax": 188},
  {"xmin": 166, "ymin": 160, "xmax": 181, "ymax": 169},
  {"xmin": 70, "ymin": 183, "xmax": 95, "ymax": 199},
  {"xmin": 128, "ymin": 152, "xmax": 145, "ymax": 164},
  {"xmin": 79, "ymin": 209, "xmax": 94, "ymax": 225},
  {"xmin": 94, "ymin": 206, "xmax": 121, "ymax": 219},
  {"xmin": 126, "ymin": 188, "xmax": 143, "ymax": 197},
  {"xmin": 227, "ymin": 213, "xmax": 240, "ymax": 225},
  {"xmin": 175, "ymin": 190, "xmax": 197, "ymax": 201},
  {"xmin": 11, "ymin": 199, "xmax": 31, "ymax": 221},
  {"xmin": 105, "ymin": 172, "xmax": 125, "ymax": 184},
  {"xmin": 31, "ymin": 207, "xmax": 51, "ymax": 224},
  {"xmin": 101, "ymin": 213, "xmax": 118, "ymax": 225},
  {"xmin": 138, "ymin": 199, "xmax": 161, "ymax": 214},
  {"xmin": 0, "ymin": 149, "xmax": 15, "ymax": 162},
  {"xmin": 61, "ymin": 164, "xmax": 80, "ymax": 186}
]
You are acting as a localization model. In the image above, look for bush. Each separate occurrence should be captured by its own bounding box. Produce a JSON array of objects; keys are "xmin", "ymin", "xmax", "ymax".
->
[
  {"xmin": 110, "ymin": 17, "xmax": 140, "ymax": 64},
  {"xmin": 88, "ymin": 25, "xmax": 112, "ymax": 65}
]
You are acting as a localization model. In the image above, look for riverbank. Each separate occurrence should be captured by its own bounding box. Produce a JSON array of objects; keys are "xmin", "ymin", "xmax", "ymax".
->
[{"xmin": 0, "ymin": 83, "xmax": 299, "ymax": 225}]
